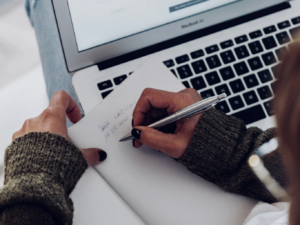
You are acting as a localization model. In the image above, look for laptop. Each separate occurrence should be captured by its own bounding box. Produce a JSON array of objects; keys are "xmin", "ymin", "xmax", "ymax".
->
[{"xmin": 52, "ymin": 0, "xmax": 300, "ymax": 131}]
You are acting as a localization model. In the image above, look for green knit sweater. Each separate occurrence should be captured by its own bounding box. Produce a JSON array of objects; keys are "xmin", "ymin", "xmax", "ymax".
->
[{"xmin": 0, "ymin": 109, "xmax": 287, "ymax": 224}]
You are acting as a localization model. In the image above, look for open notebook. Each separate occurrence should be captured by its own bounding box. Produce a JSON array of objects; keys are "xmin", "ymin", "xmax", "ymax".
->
[{"xmin": 68, "ymin": 59, "xmax": 257, "ymax": 225}]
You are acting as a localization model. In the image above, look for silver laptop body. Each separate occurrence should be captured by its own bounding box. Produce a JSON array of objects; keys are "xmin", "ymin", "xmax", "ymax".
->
[{"xmin": 52, "ymin": 0, "xmax": 299, "ymax": 131}]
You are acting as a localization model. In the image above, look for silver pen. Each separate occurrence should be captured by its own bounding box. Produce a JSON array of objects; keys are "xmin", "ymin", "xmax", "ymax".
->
[{"xmin": 119, "ymin": 93, "xmax": 227, "ymax": 142}]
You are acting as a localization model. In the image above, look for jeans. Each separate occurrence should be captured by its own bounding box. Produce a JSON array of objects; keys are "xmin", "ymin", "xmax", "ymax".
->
[{"xmin": 25, "ymin": 0, "xmax": 82, "ymax": 127}]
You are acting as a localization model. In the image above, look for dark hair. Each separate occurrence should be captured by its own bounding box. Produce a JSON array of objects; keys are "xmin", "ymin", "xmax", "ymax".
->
[{"xmin": 273, "ymin": 37, "xmax": 300, "ymax": 225}]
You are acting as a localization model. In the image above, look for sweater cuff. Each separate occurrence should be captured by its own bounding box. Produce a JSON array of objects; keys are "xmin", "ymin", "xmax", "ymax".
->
[
  {"xmin": 177, "ymin": 109, "xmax": 246, "ymax": 183},
  {"xmin": 4, "ymin": 132, "xmax": 88, "ymax": 195}
]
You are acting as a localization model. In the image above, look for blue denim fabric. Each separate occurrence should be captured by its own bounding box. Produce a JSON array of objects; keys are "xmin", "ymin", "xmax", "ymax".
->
[{"xmin": 25, "ymin": 0, "xmax": 82, "ymax": 127}]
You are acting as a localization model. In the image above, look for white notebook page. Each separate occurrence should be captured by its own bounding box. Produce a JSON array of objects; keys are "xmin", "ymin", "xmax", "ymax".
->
[{"xmin": 68, "ymin": 59, "xmax": 257, "ymax": 225}]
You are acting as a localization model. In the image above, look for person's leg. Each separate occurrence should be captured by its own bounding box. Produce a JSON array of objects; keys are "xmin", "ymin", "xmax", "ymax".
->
[{"xmin": 25, "ymin": 0, "xmax": 81, "ymax": 127}]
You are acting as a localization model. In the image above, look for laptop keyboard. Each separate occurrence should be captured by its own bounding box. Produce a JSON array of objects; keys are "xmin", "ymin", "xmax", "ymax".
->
[{"xmin": 97, "ymin": 16, "xmax": 300, "ymax": 125}]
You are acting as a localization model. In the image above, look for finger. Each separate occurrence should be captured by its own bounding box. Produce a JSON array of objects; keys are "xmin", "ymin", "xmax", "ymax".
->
[
  {"xmin": 133, "ymin": 88, "xmax": 181, "ymax": 127},
  {"xmin": 80, "ymin": 148, "xmax": 107, "ymax": 166},
  {"xmin": 132, "ymin": 139, "xmax": 143, "ymax": 148},
  {"xmin": 48, "ymin": 91, "xmax": 82, "ymax": 124},
  {"xmin": 131, "ymin": 126, "xmax": 188, "ymax": 158}
]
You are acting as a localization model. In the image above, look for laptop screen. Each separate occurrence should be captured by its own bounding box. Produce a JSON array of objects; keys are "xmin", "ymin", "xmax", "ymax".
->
[{"xmin": 68, "ymin": 0, "xmax": 241, "ymax": 52}]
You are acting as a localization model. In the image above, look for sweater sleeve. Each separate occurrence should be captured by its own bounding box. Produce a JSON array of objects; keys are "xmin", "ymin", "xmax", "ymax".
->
[
  {"xmin": 177, "ymin": 108, "xmax": 287, "ymax": 203},
  {"xmin": 0, "ymin": 132, "xmax": 88, "ymax": 225}
]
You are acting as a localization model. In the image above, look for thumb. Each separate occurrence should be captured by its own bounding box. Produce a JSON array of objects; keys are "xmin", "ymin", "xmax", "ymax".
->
[
  {"xmin": 132, "ymin": 126, "xmax": 187, "ymax": 159},
  {"xmin": 80, "ymin": 148, "xmax": 107, "ymax": 166}
]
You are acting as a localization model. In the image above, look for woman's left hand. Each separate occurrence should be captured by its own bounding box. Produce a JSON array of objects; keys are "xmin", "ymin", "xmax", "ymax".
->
[{"xmin": 12, "ymin": 91, "xmax": 107, "ymax": 165}]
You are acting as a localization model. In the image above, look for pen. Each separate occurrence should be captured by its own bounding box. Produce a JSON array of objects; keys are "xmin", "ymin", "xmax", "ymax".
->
[{"xmin": 119, "ymin": 93, "xmax": 227, "ymax": 142}]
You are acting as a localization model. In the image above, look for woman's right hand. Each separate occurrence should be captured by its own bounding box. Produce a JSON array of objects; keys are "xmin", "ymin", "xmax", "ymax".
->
[{"xmin": 131, "ymin": 88, "xmax": 203, "ymax": 159}]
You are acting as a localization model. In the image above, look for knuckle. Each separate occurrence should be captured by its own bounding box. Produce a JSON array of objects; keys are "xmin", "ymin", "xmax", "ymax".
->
[
  {"xmin": 42, "ymin": 108, "xmax": 56, "ymax": 120},
  {"xmin": 23, "ymin": 119, "xmax": 32, "ymax": 128},
  {"xmin": 53, "ymin": 90, "xmax": 67, "ymax": 98},
  {"xmin": 141, "ymin": 88, "xmax": 150, "ymax": 97},
  {"xmin": 181, "ymin": 93, "xmax": 194, "ymax": 103}
]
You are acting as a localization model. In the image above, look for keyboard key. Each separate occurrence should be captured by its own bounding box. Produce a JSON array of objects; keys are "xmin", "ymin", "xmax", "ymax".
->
[
  {"xmin": 205, "ymin": 71, "xmax": 221, "ymax": 86},
  {"xmin": 292, "ymin": 16, "xmax": 300, "ymax": 25},
  {"xmin": 229, "ymin": 79, "xmax": 245, "ymax": 94},
  {"xmin": 264, "ymin": 100, "xmax": 274, "ymax": 116},
  {"xmin": 220, "ymin": 66, "xmax": 235, "ymax": 81},
  {"xmin": 220, "ymin": 40, "xmax": 234, "ymax": 49},
  {"xmin": 261, "ymin": 52, "xmax": 277, "ymax": 66},
  {"xmin": 220, "ymin": 50, "xmax": 236, "ymax": 64},
  {"xmin": 229, "ymin": 96, "xmax": 245, "ymax": 110},
  {"xmin": 243, "ymin": 91, "xmax": 259, "ymax": 105},
  {"xmin": 215, "ymin": 84, "xmax": 231, "ymax": 96},
  {"xmin": 258, "ymin": 69, "xmax": 273, "ymax": 83},
  {"xmin": 234, "ymin": 46, "xmax": 250, "ymax": 59},
  {"xmin": 170, "ymin": 69, "xmax": 177, "ymax": 78},
  {"xmin": 248, "ymin": 57, "xmax": 263, "ymax": 71},
  {"xmin": 248, "ymin": 41, "xmax": 264, "ymax": 55},
  {"xmin": 191, "ymin": 49, "xmax": 205, "ymax": 59},
  {"xmin": 244, "ymin": 74, "xmax": 259, "ymax": 88},
  {"xmin": 191, "ymin": 76, "xmax": 206, "ymax": 90},
  {"xmin": 263, "ymin": 25, "xmax": 277, "ymax": 34},
  {"xmin": 234, "ymin": 62, "xmax": 249, "ymax": 76},
  {"xmin": 289, "ymin": 26, "xmax": 300, "ymax": 40},
  {"xmin": 98, "ymin": 80, "xmax": 113, "ymax": 91},
  {"xmin": 205, "ymin": 45, "xmax": 219, "ymax": 54},
  {"xmin": 200, "ymin": 89, "xmax": 215, "ymax": 99},
  {"xmin": 175, "ymin": 55, "xmax": 190, "ymax": 64},
  {"xmin": 235, "ymin": 35, "xmax": 248, "ymax": 44},
  {"xmin": 215, "ymin": 101, "xmax": 230, "ymax": 113},
  {"xmin": 215, "ymin": 101, "xmax": 231, "ymax": 113},
  {"xmin": 192, "ymin": 60, "xmax": 207, "ymax": 74},
  {"xmin": 276, "ymin": 31, "xmax": 291, "ymax": 45},
  {"xmin": 182, "ymin": 81, "xmax": 190, "ymax": 88},
  {"xmin": 232, "ymin": 105, "xmax": 266, "ymax": 125},
  {"xmin": 163, "ymin": 59, "xmax": 175, "ymax": 68},
  {"xmin": 272, "ymin": 64, "xmax": 281, "ymax": 78},
  {"xmin": 276, "ymin": 47, "xmax": 288, "ymax": 61},
  {"xmin": 249, "ymin": 30, "xmax": 262, "ymax": 39},
  {"xmin": 278, "ymin": 21, "xmax": 291, "ymax": 30},
  {"xmin": 262, "ymin": 36, "xmax": 278, "ymax": 50},
  {"xmin": 101, "ymin": 90, "xmax": 113, "ymax": 99},
  {"xmin": 257, "ymin": 86, "xmax": 273, "ymax": 100},
  {"xmin": 206, "ymin": 55, "xmax": 222, "ymax": 69},
  {"xmin": 177, "ymin": 65, "xmax": 193, "ymax": 79},
  {"xmin": 113, "ymin": 75, "xmax": 127, "ymax": 85}
]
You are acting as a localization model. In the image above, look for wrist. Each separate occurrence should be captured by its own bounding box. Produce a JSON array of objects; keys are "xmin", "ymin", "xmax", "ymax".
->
[{"xmin": 5, "ymin": 132, "xmax": 88, "ymax": 193}]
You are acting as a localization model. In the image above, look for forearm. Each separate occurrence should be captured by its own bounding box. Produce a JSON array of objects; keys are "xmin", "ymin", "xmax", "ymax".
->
[
  {"xmin": 0, "ymin": 132, "xmax": 88, "ymax": 224},
  {"xmin": 177, "ymin": 109, "xmax": 285, "ymax": 203}
]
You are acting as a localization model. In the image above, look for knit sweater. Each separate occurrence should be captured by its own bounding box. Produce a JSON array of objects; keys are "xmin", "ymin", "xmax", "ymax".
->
[{"xmin": 0, "ymin": 109, "xmax": 287, "ymax": 224}]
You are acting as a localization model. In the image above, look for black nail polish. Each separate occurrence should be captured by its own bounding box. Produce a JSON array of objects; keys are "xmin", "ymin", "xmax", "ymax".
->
[
  {"xmin": 131, "ymin": 128, "xmax": 142, "ymax": 140},
  {"xmin": 98, "ymin": 151, "xmax": 107, "ymax": 162},
  {"xmin": 132, "ymin": 139, "xmax": 135, "ymax": 147},
  {"xmin": 132, "ymin": 118, "xmax": 134, "ymax": 127}
]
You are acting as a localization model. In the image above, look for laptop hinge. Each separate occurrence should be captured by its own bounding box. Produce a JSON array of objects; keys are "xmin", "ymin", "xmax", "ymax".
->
[{"xmin": 97, "ymin": 2, "xmax": 291, "ymax": 71}]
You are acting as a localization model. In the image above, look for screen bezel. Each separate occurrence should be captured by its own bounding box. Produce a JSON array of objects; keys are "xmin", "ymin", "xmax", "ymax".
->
[{"xmin": 51, "ymin": 0, "xmax": 287, "ymax": 73}]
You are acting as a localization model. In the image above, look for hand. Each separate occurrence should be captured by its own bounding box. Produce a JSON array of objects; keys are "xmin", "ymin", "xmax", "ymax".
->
[
  {"xmin": 12, "ymin": 91, "xmax": 107, "ymax": 166},
  {"xmin": 132, "ymin": 88, "xmax": 203, "ymax": 158}
]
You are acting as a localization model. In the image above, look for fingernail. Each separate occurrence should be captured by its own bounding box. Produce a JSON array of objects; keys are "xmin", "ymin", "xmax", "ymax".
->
[
  {"xmin": 132, "ymin": 118, "xmax": 134, "ymax": 127},
  {"xmin": 132, "ymin": 139, "xmax": 135, "ymax": 147},
  {"xmin": 131, "ymin": 128, "xmax": 142, "ymax": 140},
  {"xmin": 98, "ymin": 150, "xmax": 107, "ymax": 162}
]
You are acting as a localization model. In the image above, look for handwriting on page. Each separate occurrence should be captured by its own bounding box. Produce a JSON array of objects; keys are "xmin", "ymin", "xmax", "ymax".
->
[{"xmin": 98, "ymin": 101, "xmax": 137, "ymax": 142}]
